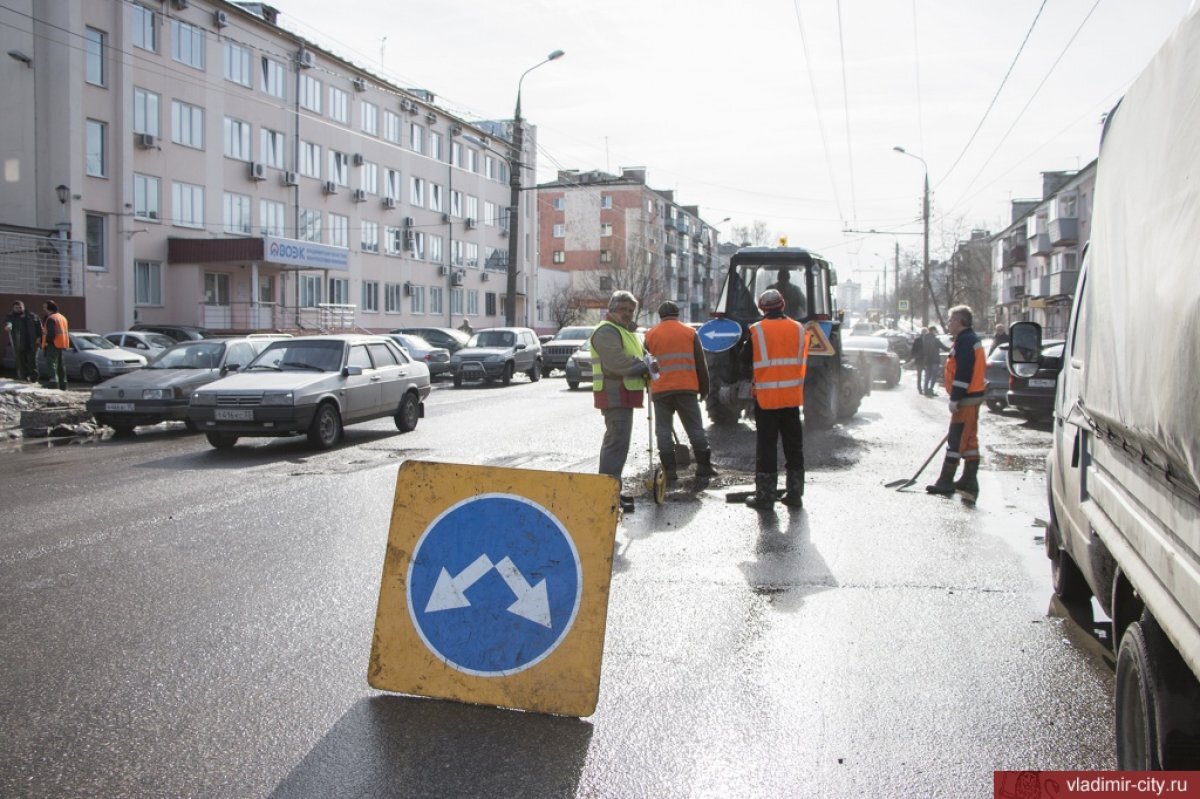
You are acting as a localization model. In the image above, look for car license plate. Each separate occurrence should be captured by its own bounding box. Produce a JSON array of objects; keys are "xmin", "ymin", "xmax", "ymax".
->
[
  {"xmin": 105, "ymin": 402, "xmax": 135, "ymax": 412},
  {"xmin": 1029, "ymin": 378, "xmax": 1055, "ymax": 388},
  {"xmin": 215, "ymin": 409, "xmax": 253, "ymax": 421}
]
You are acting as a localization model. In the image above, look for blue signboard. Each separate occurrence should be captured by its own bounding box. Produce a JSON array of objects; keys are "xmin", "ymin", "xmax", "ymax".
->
[
  {"xmin": 406, "ymin": 493, "xmax": 582, "ymax": 677},
  {"xmin": 697, "ymin": 318, "xmax": 743, "ymax": 353}
]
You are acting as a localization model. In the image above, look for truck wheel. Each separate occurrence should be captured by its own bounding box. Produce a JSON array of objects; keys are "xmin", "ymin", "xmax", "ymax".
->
[
  {"xmin": 837, "ymin": 364, "xmax": 863, "ymax": 420},
  {"xmin": 1116, "ymin": 620, "xmax": 1164, "ymax": 769},
  {"xmin": 804, "ymin": 364, "xmax": 837, "ymax": 429},
  {"xmin": 1045, "ymin": 517, "xmax": 1090, "ymax": 601},
  {"xmin": 206, "ymin": 432, "xmax": 238, "ymax": 450},
  {"xmin": 705, "ymin": 376, "xmax": 742, "ymax": 426}
]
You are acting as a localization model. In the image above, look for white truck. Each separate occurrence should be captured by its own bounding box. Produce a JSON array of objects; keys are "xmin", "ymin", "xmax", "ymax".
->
[{"xmin": 1009, "ymin": 7, "xmax": 1200, "ymax": 769}]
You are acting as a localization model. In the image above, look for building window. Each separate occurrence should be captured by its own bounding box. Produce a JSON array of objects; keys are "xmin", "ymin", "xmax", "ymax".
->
[
  {"xmin": 133, "ymin": 88, "xmax": 160, "ymax": 136},
  {"xmin": 410, "ymin": 177, "xmax": 424, "ymax": 206},
  {"xmin": 451, "ymin": 288, "xmax": 464, "ymax": 315},
  {"xmin": 260, "ymin": 128, "xmax": 285, "ymax": 169},
  {"xmin": 599, "ymin": 276, "xmax": 613, "ymax": 292},
  {"xmin": 384, "ymin": 226, "xmax": 403, "ymax": 256},
  {"xmin": 467, "ymin": 290, "xmax": 479, "ymax": 315},
  {"xmin": 601, "ymin": 223, "xmax": 613, "ymax": 236},
  {"xmin": 552, "ymin": 223, "xmax": 566, "ymax": 237},
  {"xmin": 299, "ymin": 74, "xmax": 321, "ymax": 112},
  {"xmin": 383, "ymin": 111, "xmax": 402, "ymax": 144},
  {"xmin": 135, "ymin": 261, "xmax": 162, "ymax": 305},
  {"xmin": 133, "ymin": 174, "xmax": 160, "ymax": 220},
  {"xmin": 260, "ymin": 199, "xmax": 285, "ymax": 237},
  {"xmin": 553, "ymin": 251, "xmax": 565, "ymax": 264},
  {"xmin": 362, "ymin": 281, "xmax": 379, "ymax": 312},
  {"xmin": 223, "ymin": 192, "xmax": 251, "ymax": 235},
  {"xmin": 224, "ymin": 42, "xmax": 251, "ymax": 87},
  {"xmin": 329, "ymin": 277, "xmax": 349, "ymax": 305},
  {"xmin": 132, "ymin": 6, "xmax": 156, "ymax": 52},
  {"xmin": 85, "ymin": 213, "xmax": 106, "ymax": 269},
  {"xmin": 601, "ymin": 195, "xmax": 613, "ymax": 209},
  {"xmin": 85, "ymin": 120, "xmax": 106, "ymax": 177},
  {"xmin": 410, "ymin": 124, "xmax": 424, "ymax": 154},
  {"xmin": 410, "ymin": 285, "xmax": 425, "ymax": 314},
  {"xmin": 466, "ymin": 195, "xmax": 478, "ymax": 221},
  {"xmin": 451, "ymin": 141, "xmax": 463, "ymax": 168},
  {"xmin": 171, "ymin": 182, "xmax": 204, "ymax": 228},
  {"xmin": 412, "ymin": 232, "xmax": 426, "ymax": 260},
  {"xmin": 261, "ymin": 57, "xmax": 286, "ymax": 99},
  {"xmin": 466, "ymin": 242, "xmax": 478, "ymax": 267},
  {"xmin": 429, "ymin": 235, "xmax": 443, "ymax": 263},
  {"xmin": 498, "ymin": 161, "xmax": 509, "ymax": 183},
  {"xmin": 329, "ymin": 214, "xmax": 349, "ymax": 248},
  {"xmin": 385, "ymin": 283, "xmax": 403, "ymax": 313},
  {"xmin": 361, "ymin": 220, "xmax": 379, "ymax": 253},
  {"xmin": 361, "ymin": 102, "xmax": 378, "ymax": 136},
  {"xmin": 485, "ymin": 292, "xmax": 497, "ymax": 317},
  {"xmin": 329, "ymin": 150, "xmax": 350, "ymax": 185},
  {"xmin": 299, "ymin": 275, "xmax": 321, "ymax": 307},
  {"xmin": 484, "ymin": 202, "xmax": 496, "ymax": 227},
  {"xmin": 328, "ymin": 87, "xmax": 349, "ymax": 124},
  {"xmin": 223, "ymin": 117, "xmax": 251, "ymax": 161},
  {"xmin": 171, "ymin": 101, "xmax": 204, "ymax": 149},
  {"xmin": 429, "ymin": 286, "xmax": 443, "ymax": 315},
  {"xmin": 384, "ymin": 169, "xmax": 401, "ymax": 201},
  {"xmin": 85, "ymin": 28, "xmax": 106, "ymax": 86},
  {"xmin": 429, "ymin": 131, "xmax": 443, "ymax": 161},
  {"xmin": 170, "ymin": 20, "xmax": 205, "ymax": 70},
  {"xmin": 552, "ymin": 197, "xmax": 565, "ymax": 211},
  {"xmin": 429, "ymin": 183, "xmax": 443, "ymax": 213},
  {"xmin": 600, "ymin": 250, "xmax": 613, "ymax": 263},
  {"xmin": 485, "ymin": 156, "xmax": 496, "ymax": 180},
  {"xmin": 451, "ymin": 240, "xmax": 463, "ymax": 267},
  {"xmin": 467, "ymin": 149, "xmax": 479, "ymax": 173},
  {"xmin": 360, "ymin": 161, "xmax": 377, "ymax": 194},
  {"xmin": 450, "ymin": 190, "xmax": 462, "ymax": 218},
  {"xmin": 300, "ymin": 141, "xmax": 320, "ymax": 177},
  {"xmin": 299, "ymin": 208, "xmax": 321, "ymax": 242}
]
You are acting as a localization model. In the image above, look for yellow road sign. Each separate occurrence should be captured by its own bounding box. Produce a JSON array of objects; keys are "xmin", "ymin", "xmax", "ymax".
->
[
  {"xmin": 805, "ymin": 320, "xmax": 836, "ymax": 357},
  {"xmin": 369, "ymin": 460, "xmax": 620, "ymax": 717}
]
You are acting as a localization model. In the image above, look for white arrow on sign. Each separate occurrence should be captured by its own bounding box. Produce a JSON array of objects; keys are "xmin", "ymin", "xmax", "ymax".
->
[
  {"xmin": 423, "ymin": 554, "xmax": 552, "ymax": 628},
  {"xmin": 703, "ymin": 329, "xmax": 739, "ymax": 341}
]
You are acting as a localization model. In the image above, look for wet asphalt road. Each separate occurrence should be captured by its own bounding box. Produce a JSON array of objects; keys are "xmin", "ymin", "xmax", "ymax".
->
[{"xmin": 0, "ymin": 373, "xmax": 1115, "ymax": 797}]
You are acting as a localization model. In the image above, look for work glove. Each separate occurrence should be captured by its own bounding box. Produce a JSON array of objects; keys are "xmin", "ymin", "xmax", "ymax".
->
[{"xmin": 948, "ymin": 400, "xmax": 959, "ymax": 413}]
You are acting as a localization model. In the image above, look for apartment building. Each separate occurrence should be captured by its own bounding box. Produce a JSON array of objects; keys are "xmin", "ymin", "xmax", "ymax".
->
[
  {"xmin": 534, "ymin": 168, "xmax": 719, "ymax": 325},
  {"xmin": 992, "ymin": 165, "xmax": 1094, "ymax": 338},
  {"xmin": 0, "ymin": 0, "xmax": 539, "ymax": 334}
]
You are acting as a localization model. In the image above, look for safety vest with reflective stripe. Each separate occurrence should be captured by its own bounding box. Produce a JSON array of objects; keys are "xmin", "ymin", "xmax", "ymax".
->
[
  {"xmin": 42, "ymin": 312, "xmax": 69, "ymax": 349},
  {"xmin": 750, "ymin": 317, "xmax": 808, "ymax": 409},
  {"xmin": 944, "ymin": 329, "xmax": 986, "ymax": 404},
  {"xmin": 591, "ymin": 321, "xmax": 647, "ymax": 402},
  {"xmin": 644, "ymin": 319, "xmax": 699, "ymax": 395}
]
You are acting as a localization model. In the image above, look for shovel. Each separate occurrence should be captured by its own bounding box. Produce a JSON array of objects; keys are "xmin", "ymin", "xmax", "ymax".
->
[{"xmin": 884, "ymin": 433, "xmax": 949, "ymax": 490}]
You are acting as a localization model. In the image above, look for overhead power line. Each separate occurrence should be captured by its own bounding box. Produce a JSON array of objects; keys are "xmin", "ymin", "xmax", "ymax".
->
[{"xmin": 791, "ymin": 0, "xmax": 846, "ymax": 227}]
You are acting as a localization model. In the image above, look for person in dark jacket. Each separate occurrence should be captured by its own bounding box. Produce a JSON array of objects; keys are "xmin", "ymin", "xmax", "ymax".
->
[
  {"xmin": 908, "ymin": 332, "xmax": 925, "ymax": 393},
  {"xmin": 4, "ymin": 300, "xmax": 42, "ymax": 382},
  {"xmin": 921, "ymin": 326, "xmax": 946, "ymax": 396},
  {"xmin": 927, "ymin": 306, "xmax": 986, "ymax": 501},
  {"xmin": 988, "ymin": 323, "xmax": 1010, "ymax": 355}
]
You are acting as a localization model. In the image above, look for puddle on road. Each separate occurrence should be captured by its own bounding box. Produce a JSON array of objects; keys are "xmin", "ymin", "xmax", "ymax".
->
[{"xmin": 987, "ymin": 445, "xmax": 1047, "ymax": 472}]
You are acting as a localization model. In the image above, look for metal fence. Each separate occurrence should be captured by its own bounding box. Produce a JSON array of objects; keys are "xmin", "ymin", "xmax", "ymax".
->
[
  {"xmin": 196, "ymin": 302, "xmax": 361, "ymax": 333},
  {"xmin": 0, "ymin": 231, "xmax": 85, "ymax": 295}
]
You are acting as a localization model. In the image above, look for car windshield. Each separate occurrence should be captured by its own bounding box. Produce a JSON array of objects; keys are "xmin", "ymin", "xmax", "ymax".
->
[
  {"xmin": 149, "ymin": 341, "xmax": 226, "ymax": 369},
  {"xmin": 74, "ymin": 334, "xmax": 117, "ymax": 350},
  {"xmin": 248, "ymin": 340, "xmax": 345, "ymax": 372},
  {"xmin": 555, "ymin": 327, "xmax": 593, "ymax": 341},
  {"xmin": 470, "ymin": 330, "xmax": 515, "ymax": 348}
]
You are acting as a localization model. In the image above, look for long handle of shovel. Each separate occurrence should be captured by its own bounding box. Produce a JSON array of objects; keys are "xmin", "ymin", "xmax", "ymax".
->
[{"xmin": 887, "ymin": 433, "xmax": 949, "ymax": 489}]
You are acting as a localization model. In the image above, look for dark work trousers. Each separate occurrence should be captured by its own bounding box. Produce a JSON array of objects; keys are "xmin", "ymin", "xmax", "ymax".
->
[{"xmin": 753, "ymin": 403, "xmax": 804, "ymax": 474}]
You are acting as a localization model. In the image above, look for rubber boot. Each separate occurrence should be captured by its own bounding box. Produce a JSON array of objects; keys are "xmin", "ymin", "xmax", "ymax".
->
[
  {"xmin": 745, "ymin": 472, "xmax": 778, "ymax": 509},
  {"xmin": 782, "ymin": 469, "xmax": 804, "ymax": 507},
  {"xmin": 925, "ymin": 459, "xmax": 959, "ymax": 495},
  {"xmin": 954, "ymin": 459, "xmax": 980, "ymax": 503},
  {"xmin": 693, "ymin": 448, "xmax": 718, "ymax": 479},
  {"xmin": 619, "ymin": 494, "xmax": 635, "ymax": 513},
  {"xmin": 660, "ymin": 451, "xmax": 678, "ymax": 483}
]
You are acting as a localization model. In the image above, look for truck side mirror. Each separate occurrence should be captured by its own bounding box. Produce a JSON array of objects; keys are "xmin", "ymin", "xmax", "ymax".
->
[{"xmin": 1007, "ymin": 321, "xmax": 1042, "ymax": 378}]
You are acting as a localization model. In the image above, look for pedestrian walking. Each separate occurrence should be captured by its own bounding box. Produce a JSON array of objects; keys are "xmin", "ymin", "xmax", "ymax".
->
[
  {"xmin": 591, "ymin": 290, "xmax": 651, "ymax": 512},
  {"xmin": 908, "ymin": 331, "xmax": 925, "ymax": 394},
  {"xmin": 921, "ymin": 326, "xmax": 945, "ymax": 396},
  {"xmin": 926, "ymin": 305, "xmax": 986, "ymax": 502},
  {"xmin": 740, "ymin": 289, "xmax": 809, "ymax": 509},
  {"xmin": 4, "ymin": 300, "xmax": 42, "ymax": 382},
  {"xmin": 41, "ymin": 300, "xmax": 69, "ymax": 390},
  {"xmin": 643, "ymin": 301, "xmax": 718, "ymax": 482}
]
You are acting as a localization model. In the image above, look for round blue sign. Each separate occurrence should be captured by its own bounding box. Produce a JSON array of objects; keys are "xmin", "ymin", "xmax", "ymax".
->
[
  {"xmin": 697, "ymin": 318, "xmax": 743, "ymax": 353},
  {"xmin": 407, "ymin": 494, "xmax": 582, "ymax": 677}
]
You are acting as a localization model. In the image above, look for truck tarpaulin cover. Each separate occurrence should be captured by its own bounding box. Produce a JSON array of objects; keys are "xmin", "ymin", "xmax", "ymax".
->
[{"xmin": 1084, "ymin": 6, "xmax": 1200, "ymax": 495}]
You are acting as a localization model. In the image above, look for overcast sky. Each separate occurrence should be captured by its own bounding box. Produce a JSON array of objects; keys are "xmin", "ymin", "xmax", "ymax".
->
[{"xmin": 267, "ymin": 0, "xmax": 1193, "ymax": 290}]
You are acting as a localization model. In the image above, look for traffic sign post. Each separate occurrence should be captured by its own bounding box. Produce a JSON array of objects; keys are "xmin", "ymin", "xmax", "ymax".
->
[
  {"xmin": 369, "ymin": 461, "xmax": 620, "ymax": 717},
  {"xmin": 697, "ymin": 317, "xmax": 742, "ymax": 353}
]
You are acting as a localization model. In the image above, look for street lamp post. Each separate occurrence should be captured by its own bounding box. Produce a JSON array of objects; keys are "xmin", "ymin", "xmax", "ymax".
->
[
  {"xmin": 505, "ymin": 49, "xmax": 564, "ymax": 326},
  {"xmin": 892, "ymin": 146, "xmax": 930, "ymax": 326}
]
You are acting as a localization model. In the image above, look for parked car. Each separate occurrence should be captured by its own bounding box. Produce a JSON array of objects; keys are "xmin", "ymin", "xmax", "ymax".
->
[
  {"xmin": 1006, "ymin": 340, "xmax": 1064, "ymax": 421},
  {"xmin": 448, "ymin": 327, "xmax": 543, "ymax": 386},
  {"xmin": 104, "ymin": 330, "xmax": 177, "ymax": 359},
  {"xmin": 86, "ymin": 336, "xmax": 284, "ymax": 435},
  {"xmin": 130, "ymin": 323, "xmax": 216, "ymax": 342},
  {"xmin": 563, "ymin": 330, "xmax": 645, "ymax": 390},
  {"xmin": 873, "ymin": 329, "xmax": 915, "ymax": 361},
  {"xmin": 842, "ymin": 335, "xmax": 901, "ymax": 388},
  {"xmin": 16, "ymin": 332, "xmax": 148, "ymax": 384},
  {"xmin": 388, "ymin": 333, "xmax": 451, "ymax": 378},
  {"xmin": 985, "ymin": 343, "xmax": 1010, "ymax": 412},
  {"xmin": 542, "ymin": 325, "xmax": 596, "ymax": 373},
  {"xmin": 188, "ymin": 334, "xmax": 431, "ymax": 450},
  {"xmin": 390, "ymin": 327, "xmax": 470, "ymax": 355}
]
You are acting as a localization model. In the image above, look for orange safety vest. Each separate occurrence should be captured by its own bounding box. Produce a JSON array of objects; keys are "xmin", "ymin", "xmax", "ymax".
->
[
  {"xmin": 42, "ymin": 312, "xmax": 69, "ymax": 349},
  {"xmin": 644, "ymin": 319, "xmax": 699, "ymax": 395},
  {"xmin": 750, "ymin": 317, "xmax": 808, "ymax": 409},
  {"xmin": 944, "ymin": 333, "xmax": 986, "ymax": 403}
]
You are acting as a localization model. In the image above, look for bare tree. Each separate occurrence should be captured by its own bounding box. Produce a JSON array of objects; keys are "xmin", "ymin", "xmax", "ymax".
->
[
  {"xmin": 570, "ymin": 242, "xmax": 667, "ymax": 329},
  {"xmin": 544, "ymin": 283, "xmax": 581, "ymax": 330},
  {"xmin": 930, "ymin": 214, "xmax": 992, "ymax": 326},
  {"xmin": 729, "ymin": 220, "xmax": 774, "ymax": 248}
]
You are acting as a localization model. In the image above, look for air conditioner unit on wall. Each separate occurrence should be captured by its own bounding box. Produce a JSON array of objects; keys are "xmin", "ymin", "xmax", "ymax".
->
[
  {"xmin": 172, "ymin": 0, "xmax": 189, "ymax": 8},
  {"xmin": 451, "ymin": 271, "xmax": 464, "ymax": 287},
  {"xmin": 426, "ymin": 112, "xmax": 437, "ymax": 124},
  {"xmin": 248, "ymin": 162, "xmax": 266, "ymax": 181},
  {"xmin": 297, "ymin": 50, "xmax": 314, "ymax": 69},
  {"xmin": 322, "ymin": 181, "xmax": 338, "ymax": 195},
  {"xmin": 382, "ymin": 196, "xmax": 396, "ymax": 209},
  {"xmin": 135, "ymin": 133, "xmax": 157, "ymax": 149},
  {"xmin": 465, "ymin": 217, "xmax": 476, "ymax": 229},
  {"xmin": 438, "ymin": 265, "xmax": 450, "ymax": 276},
  {"xmin": 282, "ymin": 171, "xmax": 298, "ymax": 186},
  {"xmin": 403, "ymin": 281, "xmax": 413, "ymax": 296},
  {"xmin": 352, "ymin": 77, "xmax": 366, "ymax": 92},
  {"xmin": 352, "ymin": 153, "xmax": 365, "ymax": 166},
  {"xmin": 214, "ymin": 10, "xmax": 228, "ymax": 27},
  {"xmin": 403, "ymin": 216, "xmax": 414, "ymax": 227},
  {"xmin": 352, "ymin": 189, "xmax": 366, "ymax": 202},
  {"xmin": 480, "ymin": 272, "xmax": 489, "ymax": 282}
]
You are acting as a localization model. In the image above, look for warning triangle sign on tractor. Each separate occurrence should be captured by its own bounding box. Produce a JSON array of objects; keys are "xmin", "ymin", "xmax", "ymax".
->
[{"xmin": 805, "ymin": 321, "xmax": 835, "ymax": 357}]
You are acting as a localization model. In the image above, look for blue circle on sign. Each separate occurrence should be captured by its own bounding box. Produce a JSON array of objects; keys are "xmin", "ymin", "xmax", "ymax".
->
[
  {"xmin": 407, "ymin": 493, "xmax": 582, "ymax": 677},
  {"xmin": 697, "ymin": 318, "xmax": 743, "ymax": 353}
]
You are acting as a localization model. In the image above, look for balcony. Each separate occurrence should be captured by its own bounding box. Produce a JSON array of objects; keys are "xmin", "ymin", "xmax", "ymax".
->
[
  {"xmin": 1049, "ymin": 217, "xmax": 1078, "ymax": 245},
  {"xmin": 1002, "ymin": 242, "xmax": 1027, "ymax": 270},
  {"xmin": 1030, "ymin": 232, "xmax": 1052, "ymax": 256},
  {"xmin": 1025, "ymin": 276, "xmax": 1050, "ymax": 298},
  {"xmin": 1046, "ymin": 269, "xmax": 1079, "ymax": 297},
  {"xmin": 1004, "ymin": 285, "xmax": 1025, "ymax": 303}
]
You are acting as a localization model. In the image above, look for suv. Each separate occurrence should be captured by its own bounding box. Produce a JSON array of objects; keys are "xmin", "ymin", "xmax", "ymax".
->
[
  {"xmin": 130, "ymin": 323, "xmax": 216, "ymax": 342},
  {"xmin": 542, "ymin": 325, "xmax": 596, "ymax": 373},
  {"xmin": 448, "ymin": 327, "xmax": 543, "ymax": 386}
]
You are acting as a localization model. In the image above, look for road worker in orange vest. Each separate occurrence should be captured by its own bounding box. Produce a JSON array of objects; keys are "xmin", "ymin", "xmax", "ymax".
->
[
  {"xmin": 740, "ymin": 288, "xmax": 809, "ymax": 509},
  {"xmin": 41, "ymin": 300, "xmax": 70, "ymax": 390},
  {"xmin": 926, "ymin": 304, "xmax": 986, "ymax": 502},
  {"xmin": 644, "ymin": 301, "xmax": 718, "ymax": 482}
]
